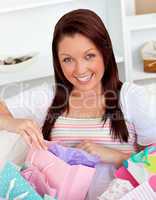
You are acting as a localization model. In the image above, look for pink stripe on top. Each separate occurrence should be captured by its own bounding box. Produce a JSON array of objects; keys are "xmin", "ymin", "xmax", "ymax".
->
[{"xmin": 51, "ymin": 116, "xmax": 136, "ymax": 153}]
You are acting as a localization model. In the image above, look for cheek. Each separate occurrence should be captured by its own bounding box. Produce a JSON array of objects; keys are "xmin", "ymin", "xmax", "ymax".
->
[
  {"xmin": 92, "ymin": 58, "xmax": 105, "ymax": 75},
  {"xmin": 61, "ymin": 66, "xmax": 74, "ymax": 79}
]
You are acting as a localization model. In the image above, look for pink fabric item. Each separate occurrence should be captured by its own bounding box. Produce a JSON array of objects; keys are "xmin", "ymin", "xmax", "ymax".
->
[
  {"xmin": 25, "ymin": 148, "xmax": 95, "ymax": 200},
  {"xmin": 149, "ymin": 175, "xmax": 156, "ymax": 192},
  {"xmin": 115, "ymin": 166, "xmax": 139, "ymax": 187},
  {"xmin": 21, "ymin": 166, "xmax": 56, "ymax": 198}
]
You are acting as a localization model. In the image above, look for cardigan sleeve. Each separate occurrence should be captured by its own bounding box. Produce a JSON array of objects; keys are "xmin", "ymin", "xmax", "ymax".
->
[
  {"xmin": 120, "ymin": 82, "xmax": 156, "ymax": 146},
  {"xmin": 3, "ymin": 83, "xmax": 53, "ymax": 127}
]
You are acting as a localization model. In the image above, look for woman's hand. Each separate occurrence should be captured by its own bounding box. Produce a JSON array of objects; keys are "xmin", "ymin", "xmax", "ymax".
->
[
  {"xmin": 76, "ymin": 140, "xmax": 130, "ymax": 167},
  {"xmin": 2, "ymin": 116, "xmax": 46, "ymax": 149}
]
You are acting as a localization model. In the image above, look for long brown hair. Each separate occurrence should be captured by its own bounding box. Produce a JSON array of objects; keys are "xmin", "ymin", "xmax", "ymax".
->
[{"xmin": 42, "ymin": 9, "xmax": 129, "ymax": 142}]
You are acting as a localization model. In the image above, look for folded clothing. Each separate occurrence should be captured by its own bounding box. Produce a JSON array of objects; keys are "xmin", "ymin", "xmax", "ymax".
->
[
  {"xmin": 21, "ymin": 166, "xmax": 56, "ymax": 198},
  {"xmin": 26, "ymin": 148, "xmax": 95, "ymax": 200},
  {"xmin": 48, "ymin": 143, "xmax": 100, "ymax": 167}
]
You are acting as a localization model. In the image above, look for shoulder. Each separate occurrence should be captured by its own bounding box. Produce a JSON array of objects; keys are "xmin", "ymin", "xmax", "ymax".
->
[
  {"xmin": 119, "ymin": 82, "xmax": 149, "ymax": 121},
  {"xmin": 119, "ymin": 82, "xmax": 156, "ymax": 145},
  {"xmin": 120, "ymin": 81, "xmax": 148, "ymax": 104},
  {"xmin": 120, "ymin": 81, "xmax": 146, "ymax": 97}
]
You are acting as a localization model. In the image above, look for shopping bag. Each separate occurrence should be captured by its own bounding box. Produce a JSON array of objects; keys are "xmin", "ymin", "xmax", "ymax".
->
[
  {"xmin": 123, "ymin": 145, "xmax": 156, "ymax": 184},
  {"xmin": 0, "ymin": 161, "xmax": 43, "ymax": 200},
  {"xmin": 120, "ymin": 181, "xmax": 156, "ymax": 200},
  {"xmin": 25, "ymin": 148, "xmax": 95, "ymax": 200},
  {"xmin": 21, "ymin": 166, "xmax": 57, "ymax": 198},
  {"xmin": 115, "ymin": 166, "xmax": 139, "ymax": 187}
]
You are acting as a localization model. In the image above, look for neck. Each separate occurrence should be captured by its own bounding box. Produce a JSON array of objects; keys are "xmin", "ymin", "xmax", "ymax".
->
[{"xmin": 72, "ymin": 85, "xmax": 103, "ymax": 98}]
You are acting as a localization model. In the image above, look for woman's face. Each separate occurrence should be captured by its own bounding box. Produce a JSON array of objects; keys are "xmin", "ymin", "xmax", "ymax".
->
[{"xmin": 58, "ymin": 33, "xmax": 105, "ymax": 95}]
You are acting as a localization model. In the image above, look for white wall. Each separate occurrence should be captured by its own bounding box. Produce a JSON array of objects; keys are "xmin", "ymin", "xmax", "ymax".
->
[{"xmin": 0, "ymin": 0, "xmax": 111, "ymax": 98}]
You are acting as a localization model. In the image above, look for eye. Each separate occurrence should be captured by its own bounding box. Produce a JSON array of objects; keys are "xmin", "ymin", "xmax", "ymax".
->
[
  {"xmin": 62, "ymin": 57, "xmax": 73, "ymax": 63},
  {"xmin": 85, "ymin": 53, "xmax": 96, "ymax": 60}
]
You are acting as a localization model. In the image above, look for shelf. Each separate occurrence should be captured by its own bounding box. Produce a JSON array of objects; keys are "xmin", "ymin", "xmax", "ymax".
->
[
  {"xmin": 132, "ymin": 69, "xmax": 156, "ymax": 81},
  {"xmin": 0, "ymin": 0, "xmax": 74, "ymax": 14},
  {"xmin": 0, "ymin": 55, "xmax": 53, "ymax": 86},
  {"xmin": 126, "ymin": 14, "xmax": 156, "ymax": 31}
]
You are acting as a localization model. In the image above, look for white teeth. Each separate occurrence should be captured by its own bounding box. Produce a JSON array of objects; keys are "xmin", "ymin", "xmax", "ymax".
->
[{"xmin": 76, "ymin": 74, "xmax": 93, "ymax": 82}]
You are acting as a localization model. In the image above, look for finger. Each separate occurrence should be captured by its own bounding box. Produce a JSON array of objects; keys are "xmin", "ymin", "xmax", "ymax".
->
[
  {"xmin": 75, "ymin": 143, "xmax": 83, "ymax": 148},
  {"xmin": 82, "ymin": 146, "xmax": 91, "ymax": 152},
  {"xmin": 76, "ymin": 143, "xmax": 89, "ymax": 152},
  {"xmin": 31, "ymin": 120, "xmax": 43, "ymax": 134},
  {"xmin": 83, "ymin": 140, "xmax": 92, "ymax": 145},
  {"xmin": 75, "ymin": 140, "xmax": 88, "ymax": 148},
  {"xmin": 30, "ymin": 123, "xmax": 47, "ymax": 149},
  {"xmin": 25, "ymin": 127, "xmax": 43, "ymax": 149},
  {"xmin": 21, "ymin": 131, "xmax": 32, "ymax": 147},
  {"xmin": 27, "ymin": 125, "xmax": 46, "ymax": 149}
]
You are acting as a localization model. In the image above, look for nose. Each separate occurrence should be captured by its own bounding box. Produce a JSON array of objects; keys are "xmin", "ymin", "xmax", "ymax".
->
[{"xmin": 74, "ymin": 60, "xmax": 88, "ymax": 75}]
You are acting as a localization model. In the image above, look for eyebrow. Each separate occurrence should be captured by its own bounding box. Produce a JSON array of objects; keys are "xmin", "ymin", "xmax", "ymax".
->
[{"xmin": 59, "ymin": 48, "xmax": 96, "ymax": 56}]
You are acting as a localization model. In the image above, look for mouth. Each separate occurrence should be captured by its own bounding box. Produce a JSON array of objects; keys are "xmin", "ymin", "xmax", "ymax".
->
[{"xmin": 75, "ymin": 73, "xmax": 94, "ymax": 83}]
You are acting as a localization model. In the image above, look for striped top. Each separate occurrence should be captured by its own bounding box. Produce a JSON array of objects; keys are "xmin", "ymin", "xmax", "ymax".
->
[{"xmin": 51, "ymin": 116, "xmax": 137, "ymax": 154}]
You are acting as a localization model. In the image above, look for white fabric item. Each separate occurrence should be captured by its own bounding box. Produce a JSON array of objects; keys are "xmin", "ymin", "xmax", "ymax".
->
[
  {"xmin": 120, "ymin": 82, "xmax": 156, "ymax": 145},
  {"xmin": 4, "ymin": 82, "xmax": 53, "ymax": 127},
  {"xmin": 0, "ymin": 131, "xmax": 28, "ymax": 170},
  {"xmin": 141, "ymin": 41, "xmax": 156, "ymax": 60}
]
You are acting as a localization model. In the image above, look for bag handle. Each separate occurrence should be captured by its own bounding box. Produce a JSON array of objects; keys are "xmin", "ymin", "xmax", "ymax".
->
[{"xmin": 123, "ymin": 146, "xmax": 156, "ymax": 168}]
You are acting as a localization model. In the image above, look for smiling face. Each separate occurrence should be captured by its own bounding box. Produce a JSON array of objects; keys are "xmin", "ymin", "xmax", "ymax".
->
[{"xmin": 58, "ymin": 33, "xmax": 105, "ymax": 96}]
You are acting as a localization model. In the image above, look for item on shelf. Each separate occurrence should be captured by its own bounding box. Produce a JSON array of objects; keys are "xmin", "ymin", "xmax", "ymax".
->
[
  {"xmin": 141, "ymin": 41, "xmax": 156, "ymax": 73},
  {"xmin": 135, "ymin": 0, "xmax": 156, "ymax": 15},
  {"xmin": 0, "ymin": 56, "xmax": 32, "ymax": 65},
  {"xmin": 0, "ymin": 52, "xmax": 39, "ymax": 73}
]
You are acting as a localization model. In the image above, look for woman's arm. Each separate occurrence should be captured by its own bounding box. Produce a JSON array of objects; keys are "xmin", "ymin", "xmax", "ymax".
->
[
  {"xmin": 0, "ymin": 101, "xmax": 13, "ymax": 131},
  {"xmin": 76, "ymin": 141, "xmax": 130, "ymax": 168},
  {"xmin": 0, "ymin": 101, "xmax": 13, "ymax": 117},
  {"xmin": 0, "ymin": 100, "xmax": 46, "ymax": 149}
]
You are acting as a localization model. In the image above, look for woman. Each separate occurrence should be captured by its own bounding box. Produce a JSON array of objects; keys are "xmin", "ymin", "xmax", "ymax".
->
[{"xmin": 0, "ymin": 8, "xmax": 155, "ymax": 183}]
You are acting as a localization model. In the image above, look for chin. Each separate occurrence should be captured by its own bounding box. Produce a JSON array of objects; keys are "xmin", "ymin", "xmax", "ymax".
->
[{"xmin": 75, "ymin": 84, "xmax": 98, "ymax": 92}]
